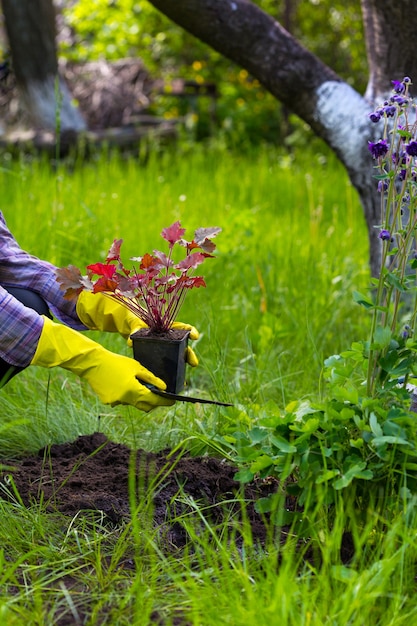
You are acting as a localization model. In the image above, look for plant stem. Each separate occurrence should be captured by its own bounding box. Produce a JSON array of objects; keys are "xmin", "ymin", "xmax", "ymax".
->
[{"xmin": 367, "ymin": 243, "xmax": 390, "ymax": 396}]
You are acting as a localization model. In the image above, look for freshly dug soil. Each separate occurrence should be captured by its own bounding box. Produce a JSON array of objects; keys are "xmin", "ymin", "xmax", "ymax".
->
[
  {"xmin": 0, "ymin": 434, "xmax": 356, "ymax": 625},
  {"xmin": 0, "ymin": 432, "xmax": 284, "ymax": 548}
]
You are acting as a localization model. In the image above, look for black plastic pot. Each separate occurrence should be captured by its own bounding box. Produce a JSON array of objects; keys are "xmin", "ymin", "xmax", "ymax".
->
[{"xmin": 130, "ymin": 328, "xmax": 190, "ymax": 393}]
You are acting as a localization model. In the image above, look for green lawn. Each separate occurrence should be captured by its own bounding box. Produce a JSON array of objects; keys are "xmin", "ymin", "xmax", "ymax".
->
[{"xmin": 2, "ymin": 144, "xmax": 408, "ymax": 626}]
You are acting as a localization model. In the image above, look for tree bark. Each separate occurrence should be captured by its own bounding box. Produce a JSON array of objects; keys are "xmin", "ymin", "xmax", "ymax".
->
[
  {"xmin": 1, "ymin": 0, "xmax": 85, "ymax": 131},
  {"xmin": 361, "ymin": 0, "xmax": 417, "ymax": 102}
]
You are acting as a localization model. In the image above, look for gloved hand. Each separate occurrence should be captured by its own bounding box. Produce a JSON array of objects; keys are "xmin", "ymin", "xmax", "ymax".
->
[
  {"xmin": 168, "ymin": 322, "xmax": 199, "ymax": 367},
  {"xmin": 30, "ymin": 316, "xmax": 174, "ymax": 412},
  {"xmin": 76, "ymin": 291, "xmax": 199, "ymax": 366}
]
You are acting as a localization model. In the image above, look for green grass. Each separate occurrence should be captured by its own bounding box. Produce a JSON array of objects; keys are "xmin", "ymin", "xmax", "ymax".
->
[
  {"xmin": 0, "ymin": 143, "xmax": 397, "ymax": 625},
  {"xmin": 1, "ymin": 492, "xmax": 417, "ymax": 625}
]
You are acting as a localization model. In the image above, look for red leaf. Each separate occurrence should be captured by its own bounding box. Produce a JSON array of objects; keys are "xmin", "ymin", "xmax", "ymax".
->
[
  {"xmin": 92, "ymin": 276, "xmax": 118, "ymax": 293},
  {"xmin": 194, "ymin": 227, "xmax": 221, "ymax": 245},
  {"xmin": 191, "ymin": 276, "xmax": 206, "ymax": 288},
  {"xmin": 114, "ymin": 274, "xmax": 136, "ymax": 296},
  {"xmin": 176, "ymin": 252, "xmax": 206, "ymax": 272},
  {"xmin": 55, "ymin": 265, "xmax": 85, "ymax": 301},
  {"xmin": 106, "ymin": 238, "xmax": 123, "ymax": 262},
  {"xmin": 153, "ymin": 250, "xmax": 174, "ymax": 268},
  {"xmin": 140, "ymin": 253, "xmax": 159, "ymax": 270},
  {"xmin": 197, "ymin": 240, "xmax": 217, "ymax": 254},
  {"xmin": 185, "ymin": 240, "xmax": 199, "ymax": 251},
  {"xmin": 154, "ymin": 274, "xmax": 173, "ymax": 286},
  {"xmin": 87, "ymin": 263, "xmax": 116, "ymax": 278},
  {"xmin": 161, "ymin": 221, "xmax": 186, "ymax": 245}
]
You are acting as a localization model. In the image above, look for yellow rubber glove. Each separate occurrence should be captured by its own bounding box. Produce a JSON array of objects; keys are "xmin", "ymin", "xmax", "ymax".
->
[
  {"xmin": 76, "ymin": 291, "xmax": 199, "ymax": 366},
  {"xmin": 30, "ymin": 316, "xmax": 174, "ymax": 412},
  {"xmin": 76, "ymin": 291, "xmax": 146, "ymax": 339}
]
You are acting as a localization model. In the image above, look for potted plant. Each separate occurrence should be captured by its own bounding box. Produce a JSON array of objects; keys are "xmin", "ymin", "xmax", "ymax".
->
[{"xmin": 58, "ymin": 221, "xmax": 221, "ymax": 393}]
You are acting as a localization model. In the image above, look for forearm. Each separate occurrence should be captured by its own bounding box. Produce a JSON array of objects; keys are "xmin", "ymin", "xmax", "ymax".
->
[
  {"xmin": 0, "ymin": 212, "xmax": 85, "ymax": 330},
  {"xmin": 0, "ymin": 288, "xmax": 43, "ymax": 367}
]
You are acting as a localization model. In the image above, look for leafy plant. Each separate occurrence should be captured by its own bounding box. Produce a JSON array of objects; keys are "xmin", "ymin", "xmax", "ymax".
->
[
  {"xmin": 221, "ymin": 386, "xmax": 417, "ymax": 511},
  {"xmin": 56, "ymin": 221, "xmax": 221, "ymax": 333}
]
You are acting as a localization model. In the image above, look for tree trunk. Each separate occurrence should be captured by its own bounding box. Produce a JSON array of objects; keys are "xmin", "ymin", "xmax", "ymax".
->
[
  {"xmin": 1, "ymin": 0, "xmax": 85, "ymax": 131},
  {"xmin": 361, "ymin": 0, "xmax": 417, "ymax": 102}
]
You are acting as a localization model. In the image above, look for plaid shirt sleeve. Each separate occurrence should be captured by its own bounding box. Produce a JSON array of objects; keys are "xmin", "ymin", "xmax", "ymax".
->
[{"xmin": 0, "ymin": 212, "xmax": 86, "ymax": 367}]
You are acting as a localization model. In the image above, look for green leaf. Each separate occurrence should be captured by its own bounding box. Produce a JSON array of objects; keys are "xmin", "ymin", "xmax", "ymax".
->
[
  {"xmin": 271, "ymin": 509, "xmax": 305, "ymax": 527},
  {"xmin": 270, "ymin": 435, "xmax": 297, "ymax": 454},
  {"xmin": 333, "ymin": 462, "xmax": 373, "ymax": 490},
  {"xmin": 250, "ymin": 454, "xmax": 273, "ymax": 473},
  {"xmin": 247, "ymin": 426, "xmax": 268, "ymax": 444},
  {"xmin": 378, "ymin": 350, "xmax": 403, "ymax": 374},
  {"xmin": 254, "ymin": 497, "xmax": 273, "ymax": 513},
  {"xmin": 382, "ymin": 421, "xmax": 405, "ymax": 437},
  {"xmin": 385, "ymin": 272, "xmax": 407, "ymax": 292},
  {"xmin": 290, "ymin": 417, "xmax": 320, "ymax": 434},
  {"xmin": 373, "ymin": 325, "xmax": 392, "ymax": 349},
  {"xmin": 352, "ymin": 290, "xmax": 375, "ymax": 309},
  {"xmin": 332, "ymin": 384, "xmax": 359, "ymax": 404},
  {"xmin": 331, "ymin": 565, "xmax": 359, "ymax": 582},
  {"xmin": 371, "ymin": 435, "xmax": 413, "ymax": 447},
  {"xmin": 369, "ymin": 412, "xmax": 383, "ymax": 437},
  {"xmin": 315, "ymin": 469, "xmax": 340, "ymax": 484},
  {"xmin": 234, "ymin": 468, "xmax": 254, "ymax": 483}
]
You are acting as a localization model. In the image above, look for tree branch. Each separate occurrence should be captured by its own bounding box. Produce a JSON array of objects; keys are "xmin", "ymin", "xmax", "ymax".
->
[{"xmin": 148, "ymin": 0, "xmax": 340, "ymax": 126}]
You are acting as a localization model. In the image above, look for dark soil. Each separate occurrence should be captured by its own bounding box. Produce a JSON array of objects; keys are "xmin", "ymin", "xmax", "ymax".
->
[
  {"xmin": 131, "ymin": 328, "xmax": 189, "ymax": 340},
  {"xmin": 0, "ymin": 432, "xmax": 284, "ymax": 548},
  {"xmin": 0, "ymin": 433, "xmax": 356, "ymax": 625}
]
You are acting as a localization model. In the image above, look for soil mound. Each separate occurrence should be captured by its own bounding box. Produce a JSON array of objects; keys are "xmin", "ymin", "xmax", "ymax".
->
[{"xmin": 1, "ymin": 433, "xmax": 282, "ymax": 548}]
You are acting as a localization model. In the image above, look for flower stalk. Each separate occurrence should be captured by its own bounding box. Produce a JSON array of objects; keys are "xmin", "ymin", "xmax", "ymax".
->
[{"xmin": 366, "ymin": 77, "xmax": 417, "ymax": 395}]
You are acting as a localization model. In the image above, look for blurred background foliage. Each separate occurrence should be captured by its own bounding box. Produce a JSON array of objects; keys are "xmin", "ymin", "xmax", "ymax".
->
[{"xmin": 57, "ymin": 0, "xmax": 367, "ymax": 146}]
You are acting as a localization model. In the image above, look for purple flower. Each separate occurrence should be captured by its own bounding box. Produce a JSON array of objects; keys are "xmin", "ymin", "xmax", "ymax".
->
[
  {"xmin": 391, "ymin": 94, "xmax": 408, "ymax": 106},
  {"xmin": 402, "ymin": 192, "xmax": 410, "ymax": 205},
  {"xmin": 383, "ymin": 105, "xmax": 397, "ymax": 117},
  {"xmin": 406, "ymin": 141, "xmax": 417, "ymax": 157},
  {"xmin": 392, "ymin": 151, "xmax": 407, "ymax": 165},
  {"xmin": 377, "ymin": 180, "xmax": 389, "ymax": 193},
  {"xmin": 392, "ymin": 79, "xmax": 406, "ymax": 94},
  {"xmin": 379, "ymin": 229, "xmax": 391, "ymax": 241},
  {"xmin": 368, "ymin": 139, "xmax": 389, "ymax": 159},
  {"xmin": 369, "ymin": 111, "xmax": 381, "ymax": 123},
  {"xmin": 401, "ymin": 324, "xmax": 412, "ymax": 340}
]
